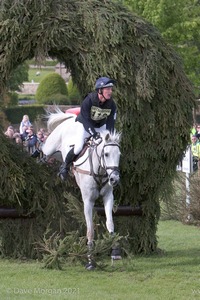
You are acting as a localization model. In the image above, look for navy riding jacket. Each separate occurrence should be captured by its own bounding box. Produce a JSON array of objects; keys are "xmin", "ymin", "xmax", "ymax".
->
[{"xmin": 76, "ymin": 91, "xmax": 116, "ymax": 136}]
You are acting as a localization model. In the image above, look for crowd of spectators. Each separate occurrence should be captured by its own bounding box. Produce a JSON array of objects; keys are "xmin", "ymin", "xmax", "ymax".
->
[
  {"xmin": 4, "ymin": 116, "xmax": 200, "ymax": 171},
  {"xmin": 4, "ymin": 114, "xmax": 49, "ymax": 161}
]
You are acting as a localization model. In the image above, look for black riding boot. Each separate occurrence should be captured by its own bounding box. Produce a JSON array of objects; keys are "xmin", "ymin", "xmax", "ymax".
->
[{"xmin": 58, "ymin": 148, "xmax": 77, "ymax": 180}]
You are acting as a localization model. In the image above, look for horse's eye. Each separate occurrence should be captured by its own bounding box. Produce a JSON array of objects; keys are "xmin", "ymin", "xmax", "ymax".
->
[{"xmin": 105, "ymin": 153, "xmax": 109, "ymax": 157}]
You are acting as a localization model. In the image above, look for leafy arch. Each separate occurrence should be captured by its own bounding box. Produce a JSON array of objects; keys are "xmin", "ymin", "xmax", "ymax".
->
[{"xmin": 0, "ymin": 0, "xmax": 195, "ymax": 253}]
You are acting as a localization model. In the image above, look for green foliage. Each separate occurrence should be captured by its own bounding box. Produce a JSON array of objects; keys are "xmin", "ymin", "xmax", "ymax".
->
[
  {"xmin": 0, "ymin": 110, "xmax": 9, "ymax": 129},
  {"xmin": 0, "ymin": 0, "xmax": 196, "ymax": 255},
  {"xmin": 2, "ymin": 92, "xmax": 19, "ymax": 108},
  {"xmin": 122, "ymin": 0, "xmax": 200, "ymax": 91},
  {"xmin": 36, "ymin": 194, "xmax": 128, "ymax": 269},
  {"xmin": 3, "ymin": 106, "xmax": 45, "ymax": 124},
  {"xmin": 8, "ymin": 92, "xmax": 18, "ymax": 107},
  {"xmin": 18, "ymin": 94, "xmax": 35, "ymax": 100},
  {"xmin": 45, "ymin": 93, "xmax": 69, "ymax": 105},
  {"xmin": 40, "ymin": 231, "xmax": 126, "ymax": 270},
  {"xmin": 160, "ymin": 172, "xmax": 200, "ymax": 225},
  {"xmin": 67, "ymin": 78, "xmax": 81, "ymax": 104},
  {"xmin": 7, "ymin": 62, "xmax": 29, "ymax": 92},
  {"xmin": 1, "ymin": 62, "xmax": 29, "ymax": 106},
  {"xmin": 0, "ymin": 141, "xmax": 78, "ymax": 258},
  {"xmin": 35, "ymin": 73, "xmax": 68, "ymax": 104}
]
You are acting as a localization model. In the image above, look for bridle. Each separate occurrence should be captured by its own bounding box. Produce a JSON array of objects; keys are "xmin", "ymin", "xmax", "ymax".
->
[
  {"xmin": 99, "ymin": 143, "xmax": 120, "ymax": 183},
  {"xmin": 73, "ymin": 140, "xmax": 120, "ymax": 187}
]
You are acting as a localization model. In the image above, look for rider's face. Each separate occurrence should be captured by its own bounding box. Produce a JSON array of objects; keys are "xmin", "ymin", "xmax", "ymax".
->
[{"xmin": 99, "ymin": 87, "xmax": 113, "ymax": 102}]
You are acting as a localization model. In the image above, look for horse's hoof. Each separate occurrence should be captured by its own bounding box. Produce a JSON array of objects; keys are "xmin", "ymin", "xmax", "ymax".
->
[
  {"xmin": 111, "ymin": 246, "xmax": 122, "ymax": 260},
  {"xmin": 85, "ymin": 263, "xmax": 96, "ymax": 270}
]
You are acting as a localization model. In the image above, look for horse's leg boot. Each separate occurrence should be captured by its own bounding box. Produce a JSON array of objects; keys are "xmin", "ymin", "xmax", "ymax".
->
[{"xmin": 111, "ymin": 245, "xmax": 122, "ymax": 260}]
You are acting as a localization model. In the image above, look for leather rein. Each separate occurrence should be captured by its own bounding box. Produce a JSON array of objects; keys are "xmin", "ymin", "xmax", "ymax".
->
[{"xmin": 73, "ymin": 141, "xmax": 120, "ymax": 188}]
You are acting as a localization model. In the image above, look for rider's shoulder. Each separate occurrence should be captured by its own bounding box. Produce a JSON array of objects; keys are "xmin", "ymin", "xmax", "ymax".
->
[
  {"xmin": 83, "ymin": 91, "xmax": 98, "ymax": 103},
  {"xmin": 84, "ymin": 91, "xmax": 97, "ymax": 99}
]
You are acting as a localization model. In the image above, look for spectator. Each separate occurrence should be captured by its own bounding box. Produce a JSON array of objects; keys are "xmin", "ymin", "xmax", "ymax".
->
[
  {"xmin": 20, "ymin": 125, "xmax": 29, "ymax": 141},
  {"xmin": 24, "ymin": 126, "xmax": 38, "ymax": 155},
  {"xmin": 39, "ymin": 127, "xmax": 46, "ymax": 134},
  {"xmin": 37, "ymin": 131, "xmax": 45, "ymax": 144},
  {"xmin": 43, "ymin": 132, "xmax": 49, "ymax": 142},
  {"xmin": 190, "ymin": 123, "xmax": 197, "ymax": 137},
  {"xmin": 4, "ymin": 125, "xmax": 15, "ymax": 139},
  {"xmin": 31, "ymin": 131, "xmax": 45, "ymax": 158},
  {"xmin": 195, "ymin": 124, "xmax": 200, "ymax": 140},
  {"xmin": 13, "ymin": 132, "xmax": 22, "ymax": 144},
  {"xmin": 19, "ymin": 114, "xmax": 32, "ymax": 134},
  {"xmin": 191, "ymin": 135, "xmax": 200, "ymax": 171}
]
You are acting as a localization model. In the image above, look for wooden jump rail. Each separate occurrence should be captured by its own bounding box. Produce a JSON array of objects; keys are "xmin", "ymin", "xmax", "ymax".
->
[
  {"xmin": 0, "ymin": 206, "xmax": 143, "ymax": 219},
  {"xmin": 95, "ymin": 206, "xmax": 143, "ymax": 216},
  {"xmin": 0, "ymin": 208, "xmax": 35, "ymax": 219}
]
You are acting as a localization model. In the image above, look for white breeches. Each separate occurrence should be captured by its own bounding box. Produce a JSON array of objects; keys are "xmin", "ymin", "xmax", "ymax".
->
[{"xmin": 73, "ymin": 122, "xmax": 106, "ymax": 155}]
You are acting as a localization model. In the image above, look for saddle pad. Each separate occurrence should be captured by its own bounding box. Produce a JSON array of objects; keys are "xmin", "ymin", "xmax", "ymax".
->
[
  {"xmin": 73, "ymin": 148, "xmax": 89, "ymax": 166},
  {"xmin": 65, "ymin": 107, "xmax": 80, "ymax": 116}
]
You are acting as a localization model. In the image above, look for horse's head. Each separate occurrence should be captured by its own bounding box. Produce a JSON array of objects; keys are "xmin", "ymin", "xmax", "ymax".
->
[{"xmin": 100, "ymin": 131, "xmax": 121, "ymax": 187}]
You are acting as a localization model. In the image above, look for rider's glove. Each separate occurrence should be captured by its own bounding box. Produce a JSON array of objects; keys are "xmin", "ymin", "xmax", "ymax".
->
[{"xmin": 92, "ymin": 132, "xmax": 102, "ymax": 145}]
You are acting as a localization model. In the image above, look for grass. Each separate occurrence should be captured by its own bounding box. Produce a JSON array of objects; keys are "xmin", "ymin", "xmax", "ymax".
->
[
  {"xmin": 28, "ymin": 68, "xmax": 55, "ymax": 83},
  {"xmin": 0, "ymin": 220, "xmax": 200, "ymax": 300}
]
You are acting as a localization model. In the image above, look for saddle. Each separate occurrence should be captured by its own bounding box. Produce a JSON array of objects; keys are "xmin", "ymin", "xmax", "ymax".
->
[{"xmin": 71, "ymin": 137, "xmax": 93, "ymax": 162}]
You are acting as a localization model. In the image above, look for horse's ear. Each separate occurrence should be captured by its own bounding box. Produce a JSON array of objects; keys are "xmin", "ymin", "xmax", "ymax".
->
[
  {"xmin": 105, "ymin": 133, "xmax": 110, "ymax": 141},
  {"xmin": 116, "ymin": 132, "xmax": 121, "ymax": 143}
]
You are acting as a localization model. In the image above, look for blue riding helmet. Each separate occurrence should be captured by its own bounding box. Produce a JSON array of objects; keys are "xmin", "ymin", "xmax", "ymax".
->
[{"xmin": 95, "ymin": 77, "xmax": 116, "ymax": 90}]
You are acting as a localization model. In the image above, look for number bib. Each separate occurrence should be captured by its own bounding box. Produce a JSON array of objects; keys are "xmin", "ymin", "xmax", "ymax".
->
[{"xmin": 91, "ymin": 106, "xmax": 111, "ymax": 121}]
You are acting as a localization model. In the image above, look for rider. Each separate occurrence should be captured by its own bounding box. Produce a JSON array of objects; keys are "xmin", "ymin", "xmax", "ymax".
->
[{"xmin": 59, "ymin": 76, "xmax": 117, "ymax": 180}]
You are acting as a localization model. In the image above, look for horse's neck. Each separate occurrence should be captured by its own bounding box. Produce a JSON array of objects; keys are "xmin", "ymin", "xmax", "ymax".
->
[
  {"xmin": 73, "ymin": 144, "xmax": 100, "ymax": 170},
  {"xmin": 89, "ymin": 145, "xmax": 103, "ymax": 173},
  {"xmin": 80, "ymin": 143, "xmax": 104, "ymax": 174}
]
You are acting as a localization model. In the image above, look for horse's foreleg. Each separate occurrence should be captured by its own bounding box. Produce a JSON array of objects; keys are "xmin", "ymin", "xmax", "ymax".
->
[
  {"xmin": 83, "ymin": 200, "xmax": 95, "ymax": 246},
  {"xmin": 103, "ymin": 192, "xmax": 121, "ymax": 260},
  {"xmin": 103, "ymin": 193, "xmax": 114, "ymax": 234},
  {"xmin": 83, "ymin": 199, "xmax": 96, "ymax": 270}
]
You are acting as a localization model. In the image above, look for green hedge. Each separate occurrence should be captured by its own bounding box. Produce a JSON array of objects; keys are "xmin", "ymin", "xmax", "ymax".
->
[
  {"xmin": 67, "ymin": 78, "xmax": 81, "ymax": 105},
  {"xmin": 3, "ymin": 106, "xmax": 45, "ymax": 124},
  {"xmin": 35, "ymin": 73, "xmax": 68, "ymax": 104}
]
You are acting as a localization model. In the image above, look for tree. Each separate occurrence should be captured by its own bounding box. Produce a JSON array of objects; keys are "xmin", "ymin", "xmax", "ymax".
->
[
  {"xmin": 1, "ymin": 62, "xmax": 29, "ymax": 107},
  {"xmin": 0, "ymin": 0, "xmax": 195, "ymax": 256},
  {"xmin": 122, "ymin": 0, "xmax": 200, "ymax": 93},
  {"xmin": 67, "ymin": 78, "xmax": 81, "ymax": 104},
  {"xmin": 35, "ymin": 73, "xmax": 68, "ymax": 104},
  {"xmin": 7, "ymin": 62, "xmax": 29, "ymax": 92}
]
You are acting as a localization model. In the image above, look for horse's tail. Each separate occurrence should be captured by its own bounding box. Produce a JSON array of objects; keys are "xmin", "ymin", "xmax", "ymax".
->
[{"xmin": 46, "ymin": 108, "xmax": 76, "ymax": 132}]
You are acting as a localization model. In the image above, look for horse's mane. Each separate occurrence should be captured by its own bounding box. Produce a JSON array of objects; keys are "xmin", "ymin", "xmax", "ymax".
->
[
  {"xmin": 101, "ymin": 130, "xmax": 121, "ymax": 145},
  {"xmin": 46, "ymin": 107, "xmax": 75, "ymax": 132}
]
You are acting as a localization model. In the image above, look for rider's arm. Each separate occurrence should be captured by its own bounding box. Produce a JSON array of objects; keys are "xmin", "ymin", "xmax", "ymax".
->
[
  {"xmin": 80, "ymin": 95, "xmax": 97, "ymax": 136},
  {"xmin": 106, "ymin": 101, "xmax": 117, "ymax": 133}
]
